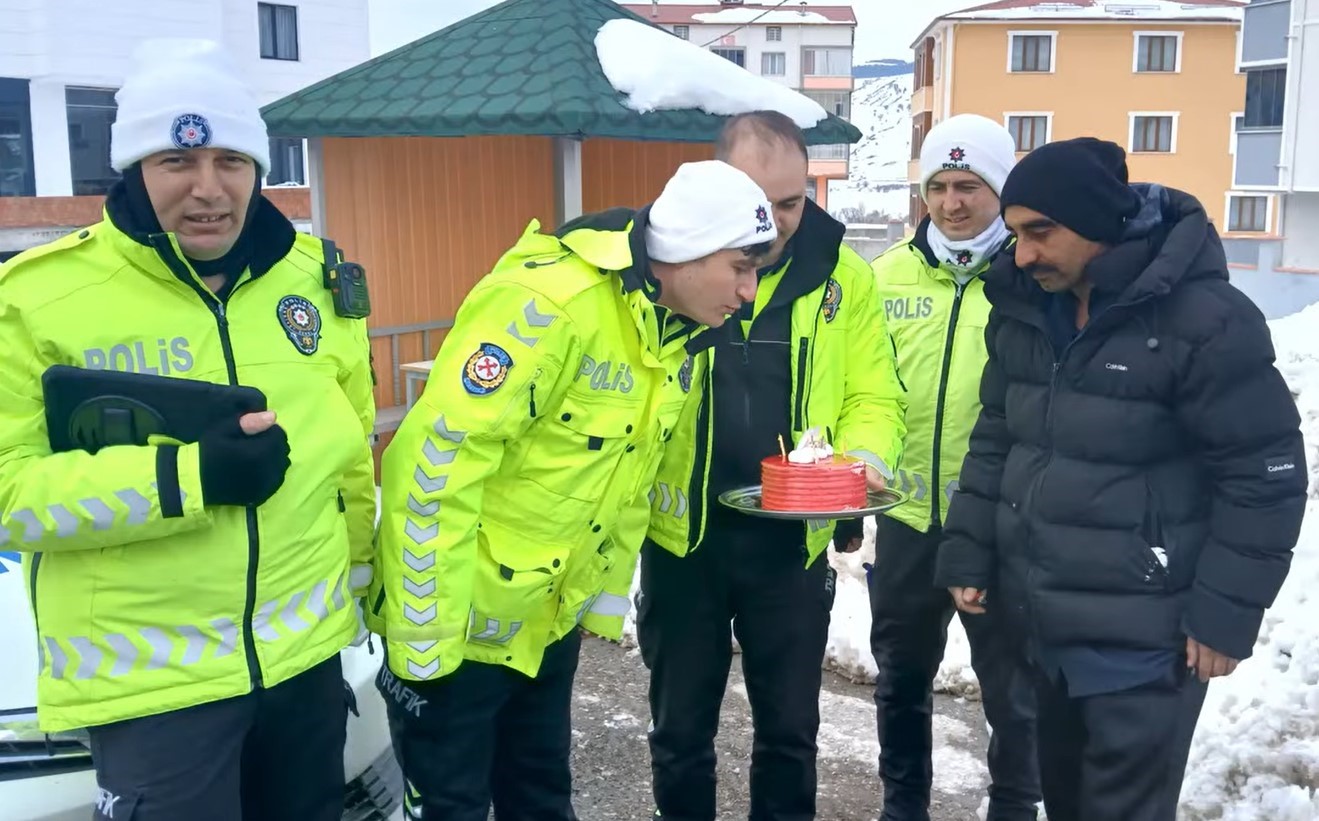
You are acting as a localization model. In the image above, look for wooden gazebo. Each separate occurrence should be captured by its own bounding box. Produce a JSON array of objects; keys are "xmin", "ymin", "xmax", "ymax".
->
[{"xmin": 261, "ymin": 0, "xmax": 860, "ymax": 455}]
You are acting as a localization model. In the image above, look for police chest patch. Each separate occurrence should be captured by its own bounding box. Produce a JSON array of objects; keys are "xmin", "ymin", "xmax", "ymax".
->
[
  {"xmin": 823, "ymin": 277, "xmax": 842, "ymax": 323},
  {"xmin": 463, "ymin": 343, "xmax": 513, "ymax": 395},
  {"xmin": 678, "ymin": 354, "xmax": 694, "ymax": 393},
  {"xmin": 277, "ymin": 295, "xmax": 322, "ymax": 355},
  {"xmin": 171, "ymin": 113, "xmax": 211, "ymax": 150}
]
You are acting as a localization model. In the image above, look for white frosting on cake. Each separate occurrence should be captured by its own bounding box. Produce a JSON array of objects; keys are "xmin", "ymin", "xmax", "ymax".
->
[{"xmin": 787, "ymin": 427, "xmax": 833, "ymax": 464}]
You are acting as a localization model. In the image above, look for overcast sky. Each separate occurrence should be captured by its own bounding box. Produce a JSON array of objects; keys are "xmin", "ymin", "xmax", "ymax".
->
[{"xmin": 368, "ymin": 0, "xmax": 972, "ymax": 62}]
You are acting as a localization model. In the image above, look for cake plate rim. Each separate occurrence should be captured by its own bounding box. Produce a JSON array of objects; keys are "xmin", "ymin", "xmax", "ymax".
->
[{"xmin": 715, "ymin": 485, "xmax": 907, "ymax": 521}]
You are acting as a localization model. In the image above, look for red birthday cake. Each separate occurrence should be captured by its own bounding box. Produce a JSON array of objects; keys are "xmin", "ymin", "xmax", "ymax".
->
[{"xmin": 761, "ymin": 430, "xmax": 867, "ymax": 512}]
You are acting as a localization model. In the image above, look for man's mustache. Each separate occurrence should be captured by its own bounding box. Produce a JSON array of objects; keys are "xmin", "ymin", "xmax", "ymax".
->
[{"xmin": 1025, "ymin": 264, "xmax": 1061, "ymax": 278}]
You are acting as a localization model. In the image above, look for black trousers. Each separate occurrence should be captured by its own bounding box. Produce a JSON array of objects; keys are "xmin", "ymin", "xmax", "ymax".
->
[
  {"xmin": 1034, "ymin": 663, "xmax": 1207, "ymax": 821},
  {"xmin": 381, "ymin": 630, "xmax": 582, "ymax": 821},
  {"xmin": 86, "ymin": 654, "xmax": 348, "ymax": 821},
  {"xmin": 868, "ymin": 517, "xmax": 1041, "ymax": 821},
  {"xmin": 637, "ymin": 521, "xmax": 834, "ymax": 821}
]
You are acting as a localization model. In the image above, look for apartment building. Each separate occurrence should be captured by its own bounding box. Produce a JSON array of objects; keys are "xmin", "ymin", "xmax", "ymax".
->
[
  {"xmin": 907, "ymin": 0, "xmax": 1245, "ymax": 233},
  {"xmin": 621, "ymin": 0, "xmax": 857, "ymax": 209},
  {"xmin": 1230, "ymin": 0, "xmax": 1319, "ymax": 274},
  {"xmin": 0, "ymin": 0, "xmax": 369, "ymax": 259}
]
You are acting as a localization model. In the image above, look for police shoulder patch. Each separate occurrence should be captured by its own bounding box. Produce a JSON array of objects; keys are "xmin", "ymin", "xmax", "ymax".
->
[
  {"xmin": 463, "ymin": 343, "xmax": 514, "ymax": 395},
  {"xmin": 277, "ymin": 295, "xmax": 322, "ymax": 355},
  {"xmin": 822, "ymin": 277, "xmax": 843, "ymax": 323}
]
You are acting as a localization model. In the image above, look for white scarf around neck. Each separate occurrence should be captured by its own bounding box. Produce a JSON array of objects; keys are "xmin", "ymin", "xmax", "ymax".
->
[{"xmin": 926, "ymin": 216, "xmax": 1011, "ymax": 279}]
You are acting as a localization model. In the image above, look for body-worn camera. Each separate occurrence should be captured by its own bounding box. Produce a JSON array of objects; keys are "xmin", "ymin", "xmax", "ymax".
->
[{"xmin": 322, "ymin": 240, "xmax": 371, "ymax": 319}]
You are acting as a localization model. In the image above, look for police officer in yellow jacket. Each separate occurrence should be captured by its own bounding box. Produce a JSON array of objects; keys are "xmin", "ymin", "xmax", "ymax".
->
[
  {"xmin": 0, "ymin": 40, "xmax": 375, "ymax": 821},
  {"xmin": 639, "ymin": 112, "xmax": 907, "ymax": 821},
  {"xmin": 870, "ymin": 114, "xmax": 1039, "ymax": 821},
  {"xmin": 370, "ymin": 160, "xmax": 776, "ymax": 820}
]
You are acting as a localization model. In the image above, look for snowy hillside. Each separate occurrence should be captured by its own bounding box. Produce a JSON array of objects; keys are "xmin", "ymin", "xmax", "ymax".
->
[{"xmin": 827, "ymin": 74, "xmax": 912, "ymax": 223}]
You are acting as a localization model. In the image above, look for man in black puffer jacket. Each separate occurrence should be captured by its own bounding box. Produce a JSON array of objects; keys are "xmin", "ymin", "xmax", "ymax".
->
[{"xmin": 936, "ymin": 137, "xmax": 1307, "ymax": 821}]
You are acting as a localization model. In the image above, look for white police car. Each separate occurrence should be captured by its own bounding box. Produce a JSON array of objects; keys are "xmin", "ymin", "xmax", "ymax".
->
[{"xmin": 0, "ymin": 550, "xmax": 401, "ymax": 820}]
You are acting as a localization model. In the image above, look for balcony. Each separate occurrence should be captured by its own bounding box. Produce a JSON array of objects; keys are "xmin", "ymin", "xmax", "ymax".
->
[
  {"xmin": 911, "ymin": 85, "xmax": 933, "ymax": 115},
  {"xmin": 1235, "ymin": 128, "xmax": 1284, "ymax": 188},
  {"xmin": 808, "ymin": 144, "xmax": 849, "ymax": 178},
  {"xmin": 1242, "ymin": 0, "xmax": 1291, "ymax": 65}
]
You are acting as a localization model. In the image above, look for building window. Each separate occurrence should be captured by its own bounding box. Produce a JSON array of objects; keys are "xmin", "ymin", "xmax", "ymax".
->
[
  {"xmin": 0, "ymin": 78, "xmax": 36, "ymax": 198},
  {"xmin": 802, "ymin": 47, "xmax": 852, "ymax": 77},
  {"xmin": 711, "ymin": 47, "xmax": 746, "ymax": 68},
  {"xmin": 673, "ymin": 25, "xmax": 689, "ymax": 40},
  {"xmin": 66, "ymin": 87, "xmax": 119, "ymax": 196},
  {"xmin": 914, "ymin": 37, "xmax": 935, "ymax": 89},
  {"xmin": 1009, "ymin": 33, "xmax": 1055, "ymax": 72},
  {"xmin": 1228, "ymin": 195, "xmax": 1268, "ymax": 232},
  {"xmin": 1131, "ymin": 114, "xmax": 1176, "ymax": 153},
  {"xmin": 761, "ymin": 52, "xmax": 786, "ymax": 76},
  {"xmin": 1244, "ymin": 67, "xmax": 1286, "ymax": 128},
  {"xmin": 1006, "ymin": 115, "xmax": 1050, "ymax": 152},
  {"xmin": 1134, "ymin": 33, "xmax": 1180, "ymax": 72},
  {"xmin": 1230, "ymin": 112, "xmax": 1245, "ymax": 154},
  {"xmin": 911, "ymin": 111, "xmax": 933, "ymax": 161},
  {"xmin": 259, "ymin": 3, "xmax": 300, "ymax": 61},
  {"xmin": 804, "ymin": 90, "xmax": 850, "ymax": 119},
  {"xmin": 267, "ymin": 137, "xmax": 305, "ymax": 186},
  {"xmin": 767, "ymin": 26, "xmax": 782, "ymax": 42}
]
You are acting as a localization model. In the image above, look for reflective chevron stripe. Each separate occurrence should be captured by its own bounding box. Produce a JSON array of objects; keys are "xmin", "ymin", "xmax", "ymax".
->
[
  {"xmin": 506, "ymin": 299, "xmax": 558, "ymax": 348},
  {"xmin": 651, "ymin": 483, "xmax": 688, "ymax": 520},
  {"xmin": 38, "ymin": 575, "xmax": 349, "ymax": 681},
  {"xmin": 896, "ymin": 469, "xmax": 929, "ymax": 502},
  {"xmin": 468, "ymin": 612, "xmax": 522, "ymax": 645},
  {"xmin": 0, "ymin": 484, "xmax": 189, "ymax": 546},
  {"xmin": 945, "ymin": 480, "xmax": 959, "ymax": 503},
  {"xmin": 588, "ymin": 592, "xmax": 631, "ymax": 617}
]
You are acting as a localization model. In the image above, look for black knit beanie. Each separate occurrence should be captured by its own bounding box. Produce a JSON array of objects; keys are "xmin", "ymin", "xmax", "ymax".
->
[{"xmin": 999, "ymin": 137, "xmax": 1142, "ymax": 244}]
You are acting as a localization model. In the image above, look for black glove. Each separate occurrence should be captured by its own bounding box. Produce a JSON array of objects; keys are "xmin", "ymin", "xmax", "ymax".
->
[
  {"xmin": 833, "ymin": 516, "xmax": 866, "ymax": 553},
  {"xmin": 198, "ymin": 416, "xmax": 291, "ymax": 507}
]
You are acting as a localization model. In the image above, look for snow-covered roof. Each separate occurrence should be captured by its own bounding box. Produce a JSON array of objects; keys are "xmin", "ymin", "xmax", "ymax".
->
[
  {"xmin": 595, "ymin": 18, "xmax": 828, "ymax": 128},
  {"xmin": 952, "ymin": 0, "xmax": 1241, "ymax": 22},
  {"xmin": 619, "ymin": 3, "xmax": 857, "ymax": 26},
  {"xmin": 912, "ymin": 1, "xmax": 1242, "ymax": 47}
]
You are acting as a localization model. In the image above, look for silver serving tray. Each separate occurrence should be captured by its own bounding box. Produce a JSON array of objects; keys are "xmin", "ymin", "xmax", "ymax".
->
[{"xmin": 716, "ymin": 485, "xmax": 906, "ymax": 521}]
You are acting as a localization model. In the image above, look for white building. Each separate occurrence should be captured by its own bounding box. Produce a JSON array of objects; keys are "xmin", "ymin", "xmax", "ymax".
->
[
  {"xmin": 0, "ymin": 0, "xmax": 370, "ymax": 256},
  {"xmin": 620, "ymin": 0, "xmax": 857, "ymax": 210},
  {"xmin": 1220, "ymin": 0, "xmax": 1319, "ymax": 316}
]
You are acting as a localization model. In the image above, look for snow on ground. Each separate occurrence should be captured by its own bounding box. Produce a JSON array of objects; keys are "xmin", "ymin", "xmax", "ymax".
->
[
  {"xmin": 594, "ymin": 19, "xmax": 826, "ymax": 128},
  {"xmin": 1179, "ymin": 302, "xmax": 1319, "ymax": 820},
  {"xmin": 827, "ymin": 75, "xmax": 913, "ymax": 222},
  {"xmin": 621, "ymin": 301, "xmax": 1319, "ymax": 818}
]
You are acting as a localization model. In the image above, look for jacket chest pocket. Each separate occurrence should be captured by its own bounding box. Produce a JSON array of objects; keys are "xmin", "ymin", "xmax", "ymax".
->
[{"xmin": 521, "ymin": 392, "xmax": 640, "ymax": 504}]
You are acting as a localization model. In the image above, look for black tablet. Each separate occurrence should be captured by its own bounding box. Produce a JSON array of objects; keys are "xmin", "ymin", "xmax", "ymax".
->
[{"xmin": 42, "ymin": 365, "xmax": 268, "ymax": 455}]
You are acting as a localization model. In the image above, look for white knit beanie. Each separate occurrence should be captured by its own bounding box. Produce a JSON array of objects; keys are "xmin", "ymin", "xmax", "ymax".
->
[
  {"xmin": 646, "ymin": 161, "xmax": 777, "ymax": 264},
  {"xmin": 919, "ymin": 114, "xmax": 1018, "ymax": 201},
  {"xmin": 111, "ymin": 39, "xmax": 271, "ymax": 174}
]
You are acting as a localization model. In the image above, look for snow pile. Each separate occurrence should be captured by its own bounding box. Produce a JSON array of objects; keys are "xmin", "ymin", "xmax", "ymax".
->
[
  {"xmin": 824, "ymin": 516, "xmax": 978, "ymax": 694},
  {"xmin": 594, "ymin": 19, "xmax": 827, "ymax": 128},
  {"xmin": 691, "ymin": 8, "xmax": 844, "ymax": 25},
  {"xmin": 827, "ymin": 75, "xmax": 913, "ymax": 222},
  {"xmin": 1179, "ymin": 301, "xmax": 1319, "ymax": 820}
]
